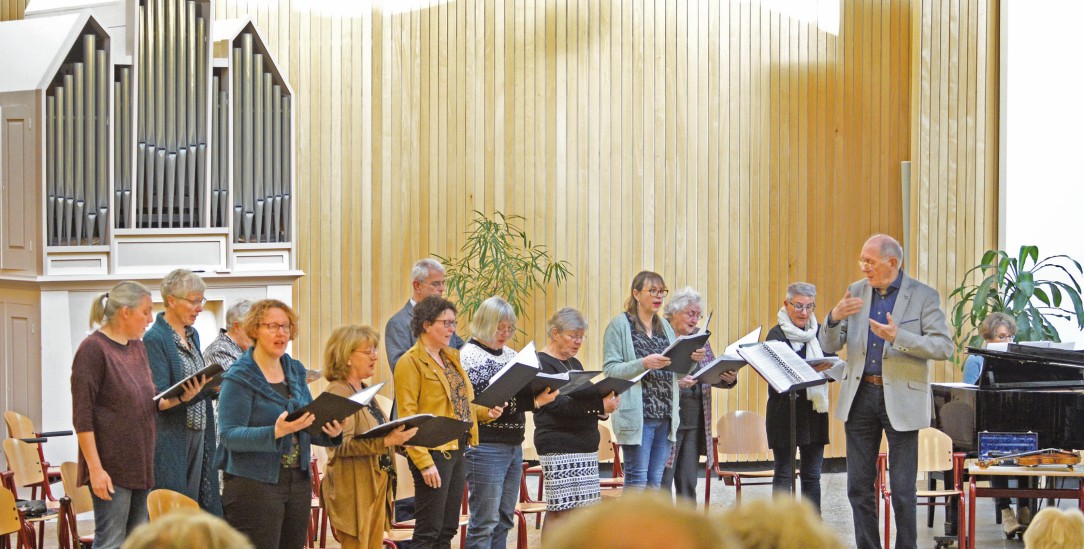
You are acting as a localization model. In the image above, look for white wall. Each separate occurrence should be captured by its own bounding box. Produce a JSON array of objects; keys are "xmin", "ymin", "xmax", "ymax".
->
[{"xmin": 1001, "ymin": 0, "xmax": 1084, "ymax": 342}]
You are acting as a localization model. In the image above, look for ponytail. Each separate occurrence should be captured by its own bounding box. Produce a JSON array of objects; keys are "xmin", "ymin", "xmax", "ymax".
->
[{"xmin": 89, "ymin": 280, "xmax": 151, "ymax": 328}]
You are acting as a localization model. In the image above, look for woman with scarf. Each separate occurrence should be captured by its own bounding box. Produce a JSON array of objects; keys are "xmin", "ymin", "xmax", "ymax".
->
[{"xmin": 764, "ymin": 282, "xmax": 835, "ymax": 513}]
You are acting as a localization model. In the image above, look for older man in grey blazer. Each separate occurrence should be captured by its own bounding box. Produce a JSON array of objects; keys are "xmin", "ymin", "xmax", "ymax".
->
[
  {"xmin": 820, "ymin": 234, "xmax": 953, "ymax": 549},
  {"xmin": 385, "ymin": 258, "xmax": 465, "ymax": 372}
]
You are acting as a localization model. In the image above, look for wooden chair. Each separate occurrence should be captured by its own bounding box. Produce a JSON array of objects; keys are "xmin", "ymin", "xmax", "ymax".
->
[
  {"xmin": 597, "ymin": 423, "xmax": 624, "ymax": 494},
  {"xmin": 373, "ymin": 394, "xmax": 393, "ymax": 420},
  {"xmin": 3, "ymin": 412, "xmax": 67, "ymax": 498},
  {"xmin": 57, "ymin": 463, "xmax": 92, "ymax": 549},
  {"xmin": 707, "ymin": 411, "xmax": 776, "ymax": 506},
  {"xmin": 1, "ymin": 439, "xmax": 56, "ymax": 503},
  {"xmin": 878, "ymin": 428, "xmax": 966, "ymax": 549},
  {"xmin": 0, "ymin": 486, "xmax": 34, "ymax": 549},
  {"xmin": 146, "ymin": 489, "xmax": 198, "ymax": 521},
  {"xmin": 307, "ymin": 449, "xmax": 330, "ymax": 549}
]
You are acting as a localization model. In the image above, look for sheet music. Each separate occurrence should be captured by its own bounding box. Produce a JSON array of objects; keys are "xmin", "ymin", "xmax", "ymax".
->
[
  {"xmin": 723, "ymin": 327, "xmax": 762, "ymax": 356},
  {"xmin": 738, "ymin": 340, "xmax": 827, "ymax": 394}
]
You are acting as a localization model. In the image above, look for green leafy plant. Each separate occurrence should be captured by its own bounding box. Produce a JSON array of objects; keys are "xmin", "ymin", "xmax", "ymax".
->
[
  {"xmin": 435, "ymin": 211, "xmax": 573, "ymax": 329},
  {"xmin": 948, "ymin": 245, "xmax": 1084, "ymax": 361}
]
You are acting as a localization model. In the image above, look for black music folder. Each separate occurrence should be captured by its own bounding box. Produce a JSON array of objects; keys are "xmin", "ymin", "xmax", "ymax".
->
[
  {"xmin": 472, "ymin": 342, "xmax": 541, "ymax": 408},
  {"xmin": 568, "ymin": 370, "xmax": 650, "ymax": 399},
  {"xmin": 526, "ymin": 370, "xmax": 594, "ymax": 396},
  {"xmin": 286, "ymin": 382, "xmax": 384, "ymax": 436},
  {"xmin": 357, "ymin": 414, "xmax": 473, "ymax": 448},
  {"xmin": 661, "ymin": 331, "xmax": 712, "ymax": 376},
  {"xmin": 153, "ymin": 363, "xmax": 225, "ymax": 401},
  {"xmin": 689, "ymin": 356, "xmax": 747, "ymax": 383},
  {"xmin": 737, "ymin": 341, "xmax": 827, "ymax": 394}
]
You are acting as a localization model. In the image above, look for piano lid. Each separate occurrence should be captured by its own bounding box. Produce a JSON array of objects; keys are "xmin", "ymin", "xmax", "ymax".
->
[{"xmin": 969, "ymin": 344, "xmax": 1084, "ymax": 389}]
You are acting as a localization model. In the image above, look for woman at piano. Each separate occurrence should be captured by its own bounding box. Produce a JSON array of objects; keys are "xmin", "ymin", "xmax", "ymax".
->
[
  {"xmin": 961, "ymin": 313, "xmax": 1030, "ymax": 537},
  {"xmin": 763, "ymin": 282, "xmax": 836, "ymax": 513}
]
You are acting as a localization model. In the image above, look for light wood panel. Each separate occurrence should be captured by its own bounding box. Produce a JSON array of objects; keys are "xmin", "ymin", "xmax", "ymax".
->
[{"xmin": 0, "ymin": 0, "xmax": 1000, "ymax": 460}]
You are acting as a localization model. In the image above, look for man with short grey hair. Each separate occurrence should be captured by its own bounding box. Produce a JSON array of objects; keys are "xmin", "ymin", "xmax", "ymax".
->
[
  {"xmin": 820, "ymin": 234, "xmax": 953, "ymax": 549},
  {"xmin": 385, "ymin": 258, "xmax": 465, "ymax": 373},
  {"xmin": 203, "ymin": 299, "xmax": 253, "ymax": 371}
]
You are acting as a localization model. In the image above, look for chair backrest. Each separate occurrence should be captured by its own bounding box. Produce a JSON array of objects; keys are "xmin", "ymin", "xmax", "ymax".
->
[
  {"xmin": 373, "ymin": 394, "xmax": 393, "ymax": 419},
  {"xmin": 2, "ymin": 438, "xmax": 45, "ymax": 488},
  {"xmin": 3, "ymin": 411, "xmax": 34, "ymax": 439},
  {"xmin": 917, "ymin": 427, "xmax": 954, "ymax": 473},
  {"xmin": 0, "ymin": 486, "xmax": 23, "ymax": 536},
  {"xmin": 146, "ymin": 489, "xmax": 198, "ymax": 521},
  {"xmin": 597, "ymin": 423, "xmax": 616, "ymax": 463},
  {"xmin": 715, "ymin": 411, "xmax": 770, "ymax": 457},
  {"xmin": 521, "ymin": 414, "xmax": 538, "ymax": 461},
  {"xmin": 393, "ymin": 453, "xmax": 415, "ymax": 501},
  {"xmin": 59, "ymin": 462, "xmax": 93, "ymax": 515}
]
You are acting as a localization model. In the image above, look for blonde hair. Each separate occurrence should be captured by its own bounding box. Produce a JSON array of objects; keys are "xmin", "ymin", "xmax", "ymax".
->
[
  {"xmin": 88, "ymin": 281, "xmax": 151, "ymax": 329},
  {"xmin": 543, "ymin": 492, "xmax": 736, "ymax": 549},
  {"xmin": 469, "ymin": 296, "xmax": 516, "ymax": 345},
  {"xmin": 718, "ymin": 498, "xmax": 844, "ymax": 549},
  {"xmin": 121, "ymin": 508, "xmax": 253, "ymax": 549},
  {"xmin": 1023, "ymin": 507, "xmax": 1084, "ymax": 549},
  {"xmin": 241, "ymin": 299, "xmax": 300, "ymax": 341},
  {"xmin": 323, "ymin": 325, "xmax": 380, "ymax": 382}
]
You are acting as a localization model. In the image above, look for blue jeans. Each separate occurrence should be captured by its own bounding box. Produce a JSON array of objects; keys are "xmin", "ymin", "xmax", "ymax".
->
[
  {"xmin": 91, "ymin": 486, "xmax": 149, "ymax": 549},
  {"xmin": 621, "ymin": 418, "xmax": 673, "ymax": 489},
  {"xmin": 772, "ymin": 442, "xmax": 826, "ymax": 513},
  {"xmin": 465, "ymin": 443, "xmax": 522, "ymax": 549},
  {"xmin": 846, "ymin": 382, "xmax": 919, "ymax": 549}
]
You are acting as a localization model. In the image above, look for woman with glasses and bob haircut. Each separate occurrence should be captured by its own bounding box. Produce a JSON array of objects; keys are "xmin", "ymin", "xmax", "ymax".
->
[
  {"xmin": 214, "ymin": 299, "xmax": 344, "ymax": 549},
  {"xmin": 143, "ymin": 269, "xmax": 219, "ymax": 514},
  {"xmin": 394, "ymin": 296, "xmax": 504, "ymax": 549},
  {"xmin": 461, "ymin": 297, "xmax": 558, "ymax": 549},
  {"xmin": 764, "ymin": 282, "xmax": 836, "ymax": 512},
  {"xmin": 320, "ymin": 325, "xmax": 416, "ymax": 549},
  {"xmin": 603, "ymin": 271, "xmax": 706, "ymax": 488}
]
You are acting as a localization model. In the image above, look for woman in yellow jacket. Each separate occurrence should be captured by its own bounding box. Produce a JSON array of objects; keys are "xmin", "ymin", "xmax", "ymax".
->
[
  {"xmin": 321, "ymin": 325, "xmax": 417, "ymax": 549},
  {"xmin": 394, "ymin": 296, "xmax": 502, "ymax": 549}
]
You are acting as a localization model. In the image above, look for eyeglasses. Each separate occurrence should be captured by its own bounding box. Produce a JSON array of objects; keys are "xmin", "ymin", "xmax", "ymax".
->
[
  {"xmin": 177, "ymin": 296, "xmax": 207, "ymax": 307},
  {"xmin": 354, "ymin": 347, "xmax": 380, "ymax": 357},
  {"xmin": 435, "ymin": 319, "xmax": 457, "ymax": 329},
  {"xmin": 259, "ymin": 322, "xmax": 293, "ymax": 333},
  {"xmin": 423, "ymin": 280, "xmax": 447, "ymax": 289},
  {"xmin": 857, "ymin": 257, "xmax": 890, "ymax": 271},
  {"xmin": 990, "ymin": 333, "xmax": 1015, "ymax": 342},
  {"xmin": 643, "ymin": 288, "xmax": 669, "ymax": 298},
  {"xmin": 683, "ymin": 310, "xmax": 703, "ymax": 320},
  {"xmin": 494, "ymin": 325, "xmax": 516, "ymax": 336},
  {"xmin": 787, "ymin": 301, "xmax": 816, "ymax": 312},
  {"xmin": 563, "ymin": 332, "xmax": 587, "ymax": 343}
]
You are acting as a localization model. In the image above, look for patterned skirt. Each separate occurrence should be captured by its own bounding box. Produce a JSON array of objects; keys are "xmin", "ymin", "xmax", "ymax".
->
[{"xmin": 539, "ymin": 452, "xmax": 601, "ymax": 512}]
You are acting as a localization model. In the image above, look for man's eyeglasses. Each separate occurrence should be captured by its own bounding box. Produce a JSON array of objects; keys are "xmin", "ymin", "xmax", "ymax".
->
[
  {"xmin": 423, "ymin": 280, "xmax": 447, "ymax": 288},
  {"xmin": 857, "ymin": 258, "xmax": 890, "ymax": 271},
  {"xmin": 259, "ymin": 322, "xmax": 293, "ymax": 333},
  {"xmin": 787, "ymin": 301, "xmax": 816, "ymax": 312}
]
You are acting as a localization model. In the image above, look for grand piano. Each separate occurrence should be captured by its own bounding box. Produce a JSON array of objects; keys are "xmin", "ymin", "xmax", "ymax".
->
[{"xmin": 932, "ymin": 345, "xmax": 1084, "ymax": 453}]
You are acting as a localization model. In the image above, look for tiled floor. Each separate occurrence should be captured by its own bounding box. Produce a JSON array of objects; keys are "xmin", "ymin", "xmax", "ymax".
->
[{"xmin": 29, "ymin": 471, "xmax": 1077, "ymax": 548}]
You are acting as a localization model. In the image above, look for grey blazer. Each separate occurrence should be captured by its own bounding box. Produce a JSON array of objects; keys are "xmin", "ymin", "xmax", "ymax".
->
[
  {"xmin": 819, "ymin": 272, "xmax": 953, "ymax": 432},
  {"xmin": 384, "ymin": 300, "xmax": 465, "ymax": 372}
]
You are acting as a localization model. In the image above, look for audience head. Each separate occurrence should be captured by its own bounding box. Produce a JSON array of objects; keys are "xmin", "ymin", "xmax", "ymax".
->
[
  {"xmin": 719, "ymin": 497, "xmax": 845, "ymax": 549},
  {"xmin": 411, "ymin": 296, "xmax": 457, "ymax": 346},
  {"xmin": 121, "ymin": 508, "xmax": 254, "ymax": 549},
  {"xmin": 783, "ymin": 282, "xmax": 818, "ymax": 329},
  {"xmin": 470, "ymin": 296, "xmax": 517, "ymax": 349},
  {"xmin": 160, "ymin": 269, "xmax": 207, "ymax": 327},
  {"xmin": 860, "ymin": 234, "xmax": 904, "ymax": 290},
  {"xmin": 89, "ymin": 281, "xmax": 153, "ymax": 338},
  {"xmin": 1022, "ymin": 507, "xmax": 1084, "ymax": 549},
  {"xmin": 980, "ymin": 312, "xmax": 1017, "ymax": 344},
  {"xmin": 410, "ymin": 258, "xmax": 448, "ymax": 301},
  {"xmin": 323, "ymin": 324, "xmax": 381, "ymax": 382},
  {"xmin": 225, "ymin": 299, "xmax": 254, "ymax": 350},
  {"xmin": 624, "ymin": 270, "xmax": 668, "ymax": 333},
  {"xmin": 663, "ymin": 287, "xmax": 705, "ymax": 336},
  {"xmin": 545, "ymin": 307, "xmax": 588, "ymax": 359},
  {"xmin": 543, "ymin": 492, "xmax": 736, "ymax": 549},
  {"xmin": 241, "ymin": 299, "xmax": 299, "ymax": 359}
]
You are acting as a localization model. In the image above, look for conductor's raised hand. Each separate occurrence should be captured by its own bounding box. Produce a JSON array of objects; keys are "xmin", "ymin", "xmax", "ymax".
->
[
  {"xmin": 534, "ymin": 387, "xmax": 560, "ymax": 408},
  {"xmin": 383, "ymin": 425, "xmax": 418, "ymax": 447},
  {"xmin": 869, "ymin": 312, "xmax": 900, "ymax": 343},
  {"xmin": 830, "ymin": 290, "xmax": 864, "ymax": 322},
  {"xmin": 642, "ymin": 353, "xmax": 671, "ymax": 370},
  {"xmin": 321, "ymin": 419, "xmax": 343, "ymax": 438},
  {"xmin": 274, "ymin": 410, "xmax": 315, "ymax": 439}
]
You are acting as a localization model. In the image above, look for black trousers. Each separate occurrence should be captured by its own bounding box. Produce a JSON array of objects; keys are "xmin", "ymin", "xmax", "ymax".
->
[
  {"xmin": 661, "ymin": 428, "xmax": 701, "ymax": 501},
  {"xmin": 409, "ymin": 447, "xmax": 466, "ymax": 549},
  {"xmin": 222, "ymin": 469, "xmax": 311, "ymax": 549}
]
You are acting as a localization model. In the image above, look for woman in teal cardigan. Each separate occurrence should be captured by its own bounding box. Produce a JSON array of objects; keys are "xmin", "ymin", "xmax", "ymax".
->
[
  {"xmin": 143, "ymin": 269, "xmax": 220, "ymax": 514},
  {"xmin": 603, "ymin": 271, "xmax": 704, "ymax": 488}
]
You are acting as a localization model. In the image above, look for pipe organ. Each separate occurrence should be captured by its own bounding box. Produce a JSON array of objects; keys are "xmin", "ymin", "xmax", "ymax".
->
[{"xmin": 0, "ymin": 2, "xmax": 300, "ymax": 465}]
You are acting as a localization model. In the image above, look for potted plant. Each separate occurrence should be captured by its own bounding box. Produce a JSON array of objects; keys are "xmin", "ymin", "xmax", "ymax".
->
[
  {"xmin": 948, "ymin": 245, "xmax": 1084, "ymax": 360},
  {"xmin": 435, "ymin": 210, "xmax": 573, "ymax": 331}
]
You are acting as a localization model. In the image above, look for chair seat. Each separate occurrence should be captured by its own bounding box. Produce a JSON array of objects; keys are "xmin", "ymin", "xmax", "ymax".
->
[
  {"xmin": 600, "ymin": 488, "xmax": 623, "ymax": 499},
  {"xmin": 916, "ymin": 489, "xmax": 960, "ymax": 498},
  {"xmin": 385, "ymin": 529, "xmax": 413, "ymax": 542},
  {"xmin": 516, "ymin": 501, "xmax": 547, "ymax": 513}
]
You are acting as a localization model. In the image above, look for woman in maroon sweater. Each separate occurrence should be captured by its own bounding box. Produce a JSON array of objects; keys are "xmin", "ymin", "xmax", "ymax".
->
[{"xmin": 71, "ymin": 281, "xmax": 203, "ymax": 549}]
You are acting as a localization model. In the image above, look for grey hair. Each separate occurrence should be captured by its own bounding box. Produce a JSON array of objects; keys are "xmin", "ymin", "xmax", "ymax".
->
[
  {"xmin": 785, "ymin": 282, "xmax": 817, "ymax": 301},
  {"xmin": 869, "ymin": 234, "xmax": 904, "ymax": 262},
  {"xmin": 980, "ymin": 312, "xmax": 1018, "ymax": 341},
  {"xmin": 225, "ymin": 299, "xmax": 253, "ymax": 326},
  {"xmin": 89, "ymin": 280, "xmax": 151, "ymax": 328},
  {"xmin": 469, "ymin": 296, "xmax": 517, "ymax": 344},
  {"xmin": 546, "ymin": 307, "xmax": 587, "ymax": 336},
  {"xmin": 663, "ymin": 287, "xmax": 703, "ymax": 320},
  {"xmin": 160, "ymin": 268, "xmax": 206, "ymax": 301},
  {"xmin": 410, "ymin": 258, "xmax": 445, "ymax": 283}
]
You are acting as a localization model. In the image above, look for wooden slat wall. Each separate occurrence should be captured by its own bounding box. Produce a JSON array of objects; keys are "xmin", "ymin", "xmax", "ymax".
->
[{"xmin": 0, "ymin": 0, "xmax": 1000, "ymax": 459}]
